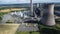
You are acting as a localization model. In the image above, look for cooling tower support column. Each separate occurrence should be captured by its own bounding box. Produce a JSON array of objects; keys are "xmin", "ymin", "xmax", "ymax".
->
[{"xmin": 41, "ymin": 3, "xmax": 55, "ymax": 26}]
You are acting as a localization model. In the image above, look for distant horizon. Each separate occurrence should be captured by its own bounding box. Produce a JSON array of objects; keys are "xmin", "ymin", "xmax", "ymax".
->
[
  {"xmin": 0, "ymin": 3, "xmax": 60, "ymax": 4},
  {"xmin": 0, "ymin": 0, "xmax": 60, "ymax": 4}
]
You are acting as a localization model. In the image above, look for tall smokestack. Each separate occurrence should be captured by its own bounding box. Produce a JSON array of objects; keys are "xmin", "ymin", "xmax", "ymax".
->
[
  {"xmin": 41, "ymin": 3, "xmax": 55, "ymax": 26},
  {"xmin": 30, "ymin": 0, "xmax": 33, "ymax": 16}
]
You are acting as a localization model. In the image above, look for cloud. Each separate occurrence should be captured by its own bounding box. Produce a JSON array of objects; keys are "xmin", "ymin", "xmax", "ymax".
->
[
  {"xmin": 0, "ymin": 0, "xmax": 60, "ymax": 4},
  {"xmin": 0, "ymin": 0, "xmax": 30, "ymax": 4}
]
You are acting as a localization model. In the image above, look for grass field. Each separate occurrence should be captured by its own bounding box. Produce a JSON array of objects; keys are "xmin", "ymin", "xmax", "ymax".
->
[
  {"xmin": 0, "ymin": 8, "xmax": 27, "ymax": 12},
  {"xmin": 16, "ymin": 31, "xmax": 40, "ymax": 34}
]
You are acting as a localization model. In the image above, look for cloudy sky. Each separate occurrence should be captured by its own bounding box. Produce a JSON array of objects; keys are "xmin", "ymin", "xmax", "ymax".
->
[{"xmin": 0, "ymin": 0, "xmax": 60, "ymax": 4}]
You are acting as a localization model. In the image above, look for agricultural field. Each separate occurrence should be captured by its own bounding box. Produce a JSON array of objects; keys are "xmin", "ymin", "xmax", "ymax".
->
[
  {"xmin": 0, "ymin": 8, "xmax": 27, "ymax": 12},
  {"xmin": 16, "ymin": 31, "xmax": 40, "ymax": 34}
]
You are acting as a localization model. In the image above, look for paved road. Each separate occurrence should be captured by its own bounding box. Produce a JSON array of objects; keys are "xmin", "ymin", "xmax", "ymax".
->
[
  {"xmin": 17, "ymin": 23, "xmax": 39, "ymax": 31},
  {"xmin": 2, "ymin": 14, "xmax": 13, "ymax": 23},
  {"xmin": 1, "ymin": 14, "xmax": 21, "ymax": 23}
]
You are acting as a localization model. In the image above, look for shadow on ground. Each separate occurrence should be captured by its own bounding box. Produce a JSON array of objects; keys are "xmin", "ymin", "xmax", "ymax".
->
[
  {"xmin": 38, "ymin": 21, "xmax": 60, "ymax": 34},
  {"xmin": 40, "ymin": 28, "xmax": 60, "ymax": 34}
]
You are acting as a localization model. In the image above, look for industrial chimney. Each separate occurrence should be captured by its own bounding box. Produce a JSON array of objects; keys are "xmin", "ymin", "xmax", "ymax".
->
[{"xmin": 30, "ymin": 0, "xmax": 34, "ymax": 16}]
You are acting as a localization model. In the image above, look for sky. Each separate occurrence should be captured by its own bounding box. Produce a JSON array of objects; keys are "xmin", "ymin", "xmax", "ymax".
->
[{"xmin": 0, "ymin": 0, "xmax": 60, "ymax": 4}]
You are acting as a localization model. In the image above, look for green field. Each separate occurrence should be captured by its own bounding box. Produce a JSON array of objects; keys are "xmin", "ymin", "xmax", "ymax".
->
[{"xmin": 16, "ymin": 31, "xmax": 40, "ymax": 34}]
